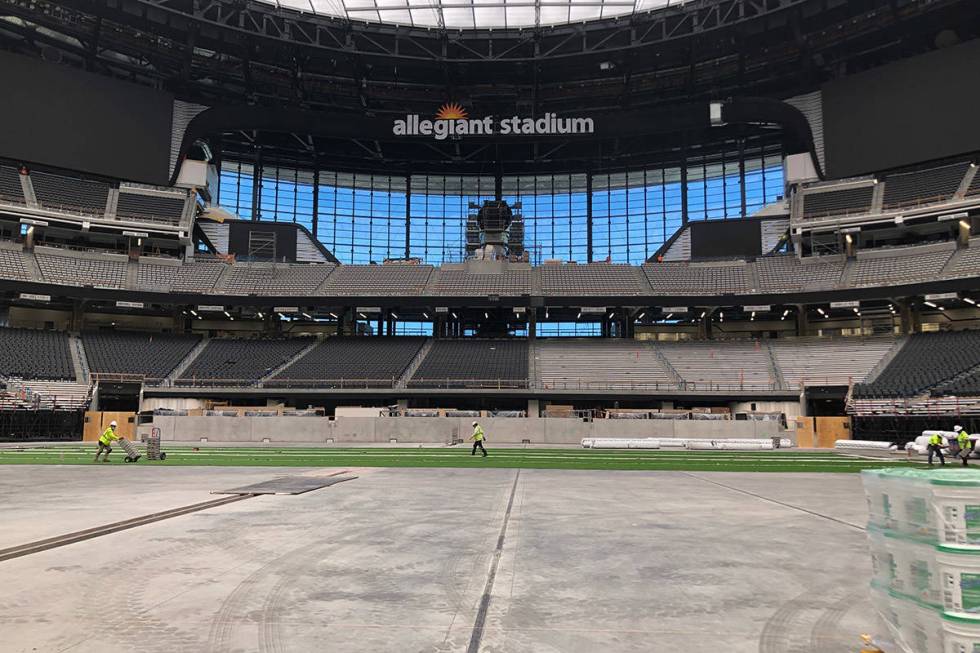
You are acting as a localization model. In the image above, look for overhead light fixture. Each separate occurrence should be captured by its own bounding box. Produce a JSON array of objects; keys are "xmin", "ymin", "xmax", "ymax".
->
[
  {"xmin": 664, "ymin": 313, "xmax": 672, "ymax": 321},
  {"xmin": 258, "ymin": 312, "xmax": 264, "ymax": 319},
  {"xmin": 329, "ymin": 312, "xmax": 338, "ymax": 319},
  {"xmin": 190, "ymin": 310, "xmax": 198, "ymax": 317},
  {"xmin": 924, "ymin": 301, "xmax": 937, "ymax": 308},
  {"xmin": 781, "ymin": 315, "xmax": 787, "ymax": 321},
  {"xmin": 853, "ymin": 307, "xmax": 859, "ymax": 313},
  {"xmin": 452, "ymin": 312, "xmax": 458, "ymax": 319},
  {"xmin": 223, "ymin": 311, "xmax": 231, "ymax": 318},
  {"xmin": 782, "ymin": 309, "xmax": 790, "ymax": 317},
  {"xmin": 359, "ymin": 313, "xmax": 367, "ymax": 319},
  {"xmin": 545, "ymin": 309, "xmax": 549, "ymax": 319},
  {"xmin": 423, "ymin": 312, "xmax": 429, "ymax": 319},
  {"xmin": 391, "ymin": 311, "xmax": 399, "ymax": 319},
  {"xmin": 576, "ymin": 312, "xmax": 582, "ymax": 319},
  {"xmin": 608, "ymin": 312, "xmax": 615, "ymax": 319},
  {"xmin": 751, "ymin": 311, "xmax": 756, "ymax": 320},
  {"xmin": 817, "ymin": 308, "xmax": 826, "ymax": 316},
  {"xmin": 484, "ymin": 312, "xmax": 489, "ymax": 319},
  {"xmin": 938, "ymin": 306, "xmax": 945, "ymax": 312},
  {"xmin": 964, "ymin": 298, "xmax": 977, "ymax": 306},
  {"xmin": 699, "ymin": 311, "xmax": 706, "ymax": 319},
  {"xmin": 960, "ymin": 220, "xmax": 971, "ymax": 230},
  {"xmin": 302, "ymin": 312, "xmax": 312, "ymax": 319}
]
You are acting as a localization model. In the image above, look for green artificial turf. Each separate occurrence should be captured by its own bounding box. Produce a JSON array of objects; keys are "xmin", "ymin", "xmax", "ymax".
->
[{"xmin": 0, "ymin": 445, "xmax": 918, "ymax": 473}]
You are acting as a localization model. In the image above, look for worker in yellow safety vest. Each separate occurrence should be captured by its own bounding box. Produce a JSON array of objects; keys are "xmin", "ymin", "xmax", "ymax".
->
[
  {"xmin": 927, "ymin": 432, "xmax": 946, "ymax": 466},
  {"xmin": 95, "ymin": 420, "xmax": 119, "ymax": 463},
  {"xmin": 954, "ymin": 425, "xmax": 974, "ymax": 467},
  {"xmin": 470, "ymin": 421, "xmax": 488, "ymax": 457}
]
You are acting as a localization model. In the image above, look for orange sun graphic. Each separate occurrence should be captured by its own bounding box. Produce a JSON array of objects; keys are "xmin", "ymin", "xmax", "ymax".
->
[{"xmin": 435, "ymin": 102, "xmax": 468, "ymax": 120}]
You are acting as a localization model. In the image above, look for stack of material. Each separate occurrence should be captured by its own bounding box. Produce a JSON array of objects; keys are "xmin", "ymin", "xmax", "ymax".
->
[{"xmin": 862, "ymin": 469, "xmax": 980, "ymax": 653}]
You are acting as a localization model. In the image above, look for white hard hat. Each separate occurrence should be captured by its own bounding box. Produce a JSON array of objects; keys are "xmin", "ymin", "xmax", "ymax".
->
[
  {"xmin": 955, "ymin": 425, "xmax": 964, "ymax": 431},
  {"xmin": 472, "ymin": 421, "xmax": 478, "ymax": 426},
  {"xmin": 109, "ymin": 420, "xmax": 118, "ymax": 427}
]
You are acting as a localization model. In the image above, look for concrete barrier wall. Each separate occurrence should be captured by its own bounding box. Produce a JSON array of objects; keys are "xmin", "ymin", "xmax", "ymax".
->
[{"xmin": 148, "ymin": 415, "xmax": 786, "ymax": 445}]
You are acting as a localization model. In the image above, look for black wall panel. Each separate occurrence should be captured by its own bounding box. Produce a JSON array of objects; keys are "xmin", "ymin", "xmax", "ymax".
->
[
  {"xmin": 0, "ymin": 52, "xmax": 173, "ymax": 185},
  {"xmin": 823, "ymin": 39, "xmax": 980, "ymax": 178}
]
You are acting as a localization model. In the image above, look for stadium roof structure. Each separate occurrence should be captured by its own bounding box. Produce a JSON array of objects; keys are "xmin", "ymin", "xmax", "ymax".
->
[{"xmin": 263, "ymin": 0, "xmax": 683, "ymax": 29}]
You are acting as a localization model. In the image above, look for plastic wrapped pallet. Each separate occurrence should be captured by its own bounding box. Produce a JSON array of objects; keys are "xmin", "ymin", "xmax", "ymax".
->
[
  {"xmin": 685, "ymin": 439, "xmax": 774, "ymax": 451},
  {"xmin": 862, "ymin": 468, "xmax": 980, "ymax": 653}
]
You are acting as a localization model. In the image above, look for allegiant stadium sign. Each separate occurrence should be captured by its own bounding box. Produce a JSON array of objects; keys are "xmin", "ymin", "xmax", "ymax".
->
[{"xmin": 392, "ymin": 103, "xmax": 594, "ymax": 141}]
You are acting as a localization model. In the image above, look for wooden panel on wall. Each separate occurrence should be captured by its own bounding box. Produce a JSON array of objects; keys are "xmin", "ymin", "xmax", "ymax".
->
[
  {"xmin": 815, "ymin": 416, "xmax": 851, "ymax": 449},
  {"xmin": 82, "ymin": 411, "xmax": 137, "ymax": 441},
  {"xmin": 795, "ymin": 417, "xmax": 815, "ymax": 449}
]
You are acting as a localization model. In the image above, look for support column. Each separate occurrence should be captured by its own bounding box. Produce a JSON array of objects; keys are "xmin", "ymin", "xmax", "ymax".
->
[
  {"xmin": 697, "ymin": 311, "xmax": 713, "ymax": 340},
  {"xmin": 899, "ymin": 299, "xmax": 920, "ymax": 335},
  {"xmin": 70, "ymin": 300, "xmax": 85, "ymax": 332},
  {"xmin": 527, "ymin": 399, "xmax": 540, "ymax": 418},
  {"xmin": 795, "ymin": 304, "xmax": 810, "ymax": 337}
]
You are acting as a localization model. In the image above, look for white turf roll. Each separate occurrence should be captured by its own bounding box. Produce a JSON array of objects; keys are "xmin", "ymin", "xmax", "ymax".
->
[{"xmin": 835, "ymin": 440, "xmax": 896, "ymax": 451}]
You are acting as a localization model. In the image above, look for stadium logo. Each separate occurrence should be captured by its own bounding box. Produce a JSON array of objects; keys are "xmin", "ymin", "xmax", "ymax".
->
[{"xmin": 392, "ymin": 103, "xmax": 594, "ymax": 141}]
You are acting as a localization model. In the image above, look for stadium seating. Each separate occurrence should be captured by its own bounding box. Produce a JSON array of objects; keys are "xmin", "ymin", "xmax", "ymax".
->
[
  {"xmin": 220, "ymin": 263, "xmax": 335, "ymax": 296},
  {"xmin": 268, "ymin": 337, "xmax": 426, "ymax": 388},
  {"xmin": 0, "ymin": 165, "xmax": 24, "ymax": 204},
  {"xmin": 535, "ymin": 340, "xmax": 674, "ymax": 389},
  {"xmin": 0, "ymin": 244, "xmax": 30, "ymax": 281},
  {"xmin": 851, "ymin": 246, "xmax": 954, "ymax": 287},
  {"xmin": 82, "ymin": 331, "xmax": 201, "ymax": 381},
  {"xmin": 943, "ymin": 244, "xmax": 980, "ymax": 279},
  {"xmin": 30, "ymin": 170, "xmax": 109, "ymax": 215},
  {"xmin": 769, "ymin": 337, "xmax": 896, "ymax": 387},
  {"xmin": 115, "ymin": 192, "xmax": 186, "ymax": 224},
  {"xmin": 658, "ymin": 340, "xmax": 774, "ymax": 389},
  {"xmin": 643, "ymin": 262, "xmax": 750, "ymax": 295},
  {"xmin": 408, "ymin": 339, "xmax": 528, "ymax": 387},
  {"xmin": 139, "ymin": 257, "xmax": 231, "ymax": 294},
  {"xmin": 0, "ymin": 328, "xmax": 74, "ymax": 380},
  {"xmin": 755, "ymin": 255, "xmax": 844, "ymax": 292},
  {"xmin": 967, "ymin": 168, "xmax": 980, "ymax": 197},
  {"xmin": 35, "ymin": 247, "xmax": 128, "ymax": 288},
  {"xmin": 432, "ymin": 269, "xmax": 531, "ymax": 296},
  {"xmin": 539, "ymin": 263, "xmax": 648, "ymax": 296},
  {"xmin": 854, "ymin": 331, "xmax": 980, "ymax": 397},
  {"xmin": 801, "ymin": 186, "xmax": 875, "ymax": 218},
  {"xmin": 177, "ymin": 338, "xmax": 313, "ymax": 385},
  {"xmin": 317, "ymin": 264, "xmax": 431, "ymax": 296},
  {"xmin": 881, "ymin": 161, "xmax": 970, "ymax": 209}
]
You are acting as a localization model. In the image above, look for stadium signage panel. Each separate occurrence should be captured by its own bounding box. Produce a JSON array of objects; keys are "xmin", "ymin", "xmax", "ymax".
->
[
  {"xmin": 273, "ymin": 306, "xmax": 299, "ymax": 313},
  {"xmin": 116, "ymin": 301, "xmax": 144, "ymax": 309},
  {"xmin": 198, "ymin": 305, "xmax": 224, "ymax": 312},
  {"xmin": 925, "ymin": 292, "xmax": 958, "ymax": 301},
  {"xmin": 579, "ymin": 307, "xmax": 607, "ymax": 314},
  {"xmin": 393, "ymin": 103, "xmax": 594, "ymax": 141},
  {"xmin": 661, "ymin": 306, "xmax": 687, "ymax": 313},
  {"xmin": 19, "ymin": 293, "xmax": 50, "ymax": 302},
  {"xmin": 743, "ymin": 305, "xmax": 770, "ymax": 312},
  {"xmin": 939, "ymin": 212, "xmax": 969, "ymax": 222},
  {"xmin": 356, "ymin": 306, "xmax": 382, "ymax": 313},
  {"xmin": 435, "ymin": 307, "xmax": 450, "ymax": 313},
  {"xmin": 830, "ymin": 301, "xmax": 860, "ymax": 309}
]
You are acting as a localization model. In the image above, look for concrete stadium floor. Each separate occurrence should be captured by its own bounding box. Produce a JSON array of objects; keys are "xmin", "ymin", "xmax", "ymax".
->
[{"xmin": 0, "ymin": 465, "xmax": 881, "ymax": 653}]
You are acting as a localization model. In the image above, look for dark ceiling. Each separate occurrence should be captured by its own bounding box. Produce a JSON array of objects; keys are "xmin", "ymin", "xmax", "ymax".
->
[{"xmin": 0, "ymin": 0, "xmax": 978, "ymax": 174}]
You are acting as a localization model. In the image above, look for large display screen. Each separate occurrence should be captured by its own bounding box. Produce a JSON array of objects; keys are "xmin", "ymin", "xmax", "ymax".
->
[
  {"xmin": 823, "ymin": 40, "xmax": 980, "ymax": 177},
  {"xmin": 689, "ymin": 220, "xmax": 761, "ymax": 259},
  {"xmin": 0, "ymin": 52, "xmax": 173, "ymax": 185}
]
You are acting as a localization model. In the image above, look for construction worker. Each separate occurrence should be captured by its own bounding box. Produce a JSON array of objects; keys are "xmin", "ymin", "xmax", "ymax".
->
[
  {"xmin": 927, "ymin": 431, "xmax": 946, "ymax": 466},
  {"xmin": 954, "ymin": 425, "xmax": 974, "ymax": 466},
  {"xmin": 470, "ymin": 421, "xmax": 487, "ymax": 457},
  {"xmin": 95, "ymin": 420, "xmax": 119, "ymax": 463}
]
